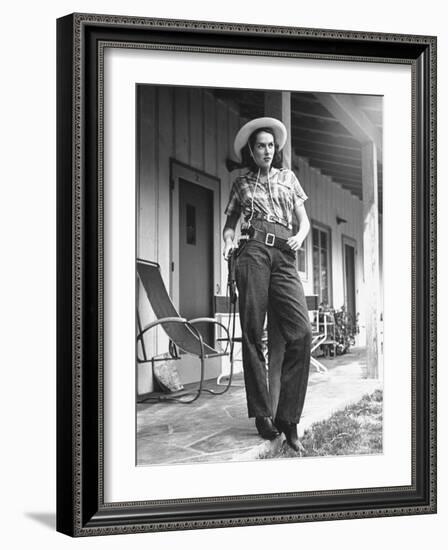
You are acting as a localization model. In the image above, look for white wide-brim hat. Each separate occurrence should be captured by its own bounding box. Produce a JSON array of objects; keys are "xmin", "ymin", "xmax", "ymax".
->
[{"xmin": 233, "ymin": 117, "xmax": 287, "ymax": 162}]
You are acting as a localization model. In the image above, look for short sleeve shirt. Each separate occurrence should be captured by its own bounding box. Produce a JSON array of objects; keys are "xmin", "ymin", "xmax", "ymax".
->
[{"xmin": 224, "ymin": 168, "xmax": 307, "ymax": 227}]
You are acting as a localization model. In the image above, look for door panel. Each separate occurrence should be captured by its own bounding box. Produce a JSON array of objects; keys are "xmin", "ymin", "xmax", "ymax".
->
[{"xmin": 179, "ymin": 178, "xmax": 213, "ymax": 345}]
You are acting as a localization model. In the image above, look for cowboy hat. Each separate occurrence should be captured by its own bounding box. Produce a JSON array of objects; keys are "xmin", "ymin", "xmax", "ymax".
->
[{"xmin": 233, "ymin": 117, "xmax": 287, "ymax": 162}]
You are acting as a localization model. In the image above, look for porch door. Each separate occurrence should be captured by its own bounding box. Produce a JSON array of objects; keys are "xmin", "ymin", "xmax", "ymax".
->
[
  {"xmin": 178, "ymin": 178, "xmax": 214, "ymax": 345},
  {"xmin": 343, "ymin": 240, "xmax": 356, "ymax": 321}
]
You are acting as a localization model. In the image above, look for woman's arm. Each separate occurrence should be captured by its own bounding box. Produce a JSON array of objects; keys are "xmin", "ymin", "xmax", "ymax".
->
[
  {"xmin": 287, "ymin": 204, "xmax": 310, "ymax": 252},
  {"xmin": 222, "ymin": 213, "xmax": 239, "ymax": 259}
]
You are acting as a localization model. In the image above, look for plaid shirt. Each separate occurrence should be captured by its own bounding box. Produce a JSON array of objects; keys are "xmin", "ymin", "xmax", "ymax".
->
[{"xmin": 224, "ymin": 168, "xmax": 307, "ymax": 227}]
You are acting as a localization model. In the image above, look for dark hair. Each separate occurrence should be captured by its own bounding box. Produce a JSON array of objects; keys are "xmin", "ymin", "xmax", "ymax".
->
[{"xmin": 240, "ymin": 127, "xmax": 283, "ymax": 172}]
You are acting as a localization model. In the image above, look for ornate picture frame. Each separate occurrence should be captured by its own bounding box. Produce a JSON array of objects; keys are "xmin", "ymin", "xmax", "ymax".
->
[{"xmin": 56, "ymin": 13, "xmax": 436, "ymax": 536}]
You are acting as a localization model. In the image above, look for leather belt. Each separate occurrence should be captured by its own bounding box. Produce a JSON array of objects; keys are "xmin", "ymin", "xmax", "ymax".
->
[
  {"xmin": 245, "ymin": 211, "xmax": 291, "ymax": 230},
  {"xmin": 247, "ymin": 228, "xmax": 294, "ymax": 253}
]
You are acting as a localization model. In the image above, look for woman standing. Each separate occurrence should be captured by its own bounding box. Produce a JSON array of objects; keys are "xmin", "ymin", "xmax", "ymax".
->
[{"xmin": 223, "ymin": 117, "xmax": 312, "ymax": 452}]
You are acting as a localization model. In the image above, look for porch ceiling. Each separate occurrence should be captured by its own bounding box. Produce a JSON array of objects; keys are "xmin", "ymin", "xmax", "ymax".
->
[{"xmin": 211, "ymin": 89, "xmax": 383, "ymax": 208}]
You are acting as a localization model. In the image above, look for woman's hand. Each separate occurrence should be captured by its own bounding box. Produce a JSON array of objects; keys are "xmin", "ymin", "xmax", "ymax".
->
[
  {"xmin": 286, "ymin": 234, "xmax": 303, "ymax": 252},
  {"xmin": 223, "ymin": 240, "xmax": 235, "ymax": 260},
  {"xmin": 223, "ymin": 216, "xmax": 238, "ymax": 260},
  {"xmin": 287, "ymin": 205, "xmax": 310, "ymax": 252}
]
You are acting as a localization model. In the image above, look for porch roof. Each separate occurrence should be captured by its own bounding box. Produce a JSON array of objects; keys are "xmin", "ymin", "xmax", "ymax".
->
[{"xmin": 211, "ymin": 89, "xmax": 383, "ymax": 208}]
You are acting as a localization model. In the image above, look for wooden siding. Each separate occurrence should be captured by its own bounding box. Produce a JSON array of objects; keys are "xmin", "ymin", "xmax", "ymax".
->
[
  {"xmin": 293, "ymin": 154, "xmax": 368, "ymax": 344},
  {"xmin": 137, "ymin": 87, "xmax": 244, "ymax": 392}
]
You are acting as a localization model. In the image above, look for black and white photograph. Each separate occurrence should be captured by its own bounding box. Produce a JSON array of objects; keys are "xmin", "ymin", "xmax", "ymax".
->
[
  {"xmin": 135, "ymin": 85, "xmax": 384, "ymax": 466},
  {"xmin": 53, "ymin": 8, "xmax": 436, "ymax": 540}
]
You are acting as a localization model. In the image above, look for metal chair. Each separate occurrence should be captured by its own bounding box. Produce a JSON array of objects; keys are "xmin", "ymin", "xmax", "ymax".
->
[
  {"xmin": 307, "ymin": 295, "xmax": 334, "ymax": 374},
  {"xmin": 136, "ymin": 259, "xmax": 234, "ymax": 403}
]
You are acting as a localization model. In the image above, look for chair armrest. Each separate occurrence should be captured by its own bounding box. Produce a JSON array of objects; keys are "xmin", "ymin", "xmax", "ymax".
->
[
  {"xmin": 189, "ymin": 317, "xmax": 231, "ymax": 349},
  {"xmin": 189, "ymin": 316, "xmax": 222, "ymax": 326},
  {"xmin": 189, "ymin": 317, "xmax": 229, "ymax": 335},
  {"xmin": 137, "ymin": 316, "xmax": 206, "ymax": 360},
  {"xmin": 138, "ymin": 316, "xmax": 188, "ymax": 339}
]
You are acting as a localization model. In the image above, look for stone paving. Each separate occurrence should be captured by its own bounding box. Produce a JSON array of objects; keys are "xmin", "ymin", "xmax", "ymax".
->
[{"xmin": 137, "ymin": 347, "xmax": 382, "ymax": 466}]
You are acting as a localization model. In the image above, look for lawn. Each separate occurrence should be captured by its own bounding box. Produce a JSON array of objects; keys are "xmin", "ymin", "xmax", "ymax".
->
[{"xmin": 263, "ymin": 389, "xmax": 383, "ymax": 459}]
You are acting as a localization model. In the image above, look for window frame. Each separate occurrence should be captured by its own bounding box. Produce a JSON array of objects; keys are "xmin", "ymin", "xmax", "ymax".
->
[{"xmin": 311, "ymin": 220, "xmax": 333, "ymax": 307}]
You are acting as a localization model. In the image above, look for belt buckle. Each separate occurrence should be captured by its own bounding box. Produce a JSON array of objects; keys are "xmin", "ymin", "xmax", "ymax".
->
[
  {"xmin": 266, "ymin": 213, "xmax": 275, "ymax": 223},
  {"xmin": 265, "ymin": 233, "xmax": 275, "ymax": 247}
]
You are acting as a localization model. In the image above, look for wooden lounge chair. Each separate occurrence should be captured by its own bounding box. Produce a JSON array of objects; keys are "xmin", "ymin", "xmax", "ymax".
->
[{"xmin": 136, "ymin": 258, "xmax": 234, "ymax": 403}]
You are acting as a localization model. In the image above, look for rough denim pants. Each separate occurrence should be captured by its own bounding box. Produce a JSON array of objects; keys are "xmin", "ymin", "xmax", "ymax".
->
[{"xmin": 235, "ymin": 221, "xmax": 312, "ymax": 423}]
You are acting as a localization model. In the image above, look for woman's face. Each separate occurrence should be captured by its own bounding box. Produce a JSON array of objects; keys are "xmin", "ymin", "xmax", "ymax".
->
[{"xmin": 250, "ymin": 131, "xmax": 275, "ymax": 171}]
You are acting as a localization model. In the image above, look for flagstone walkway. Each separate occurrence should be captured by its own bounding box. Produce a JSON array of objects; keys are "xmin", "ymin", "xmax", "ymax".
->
[{"xmin": 137, "ymin": 347, "xmax": 382, "ymax": 466}]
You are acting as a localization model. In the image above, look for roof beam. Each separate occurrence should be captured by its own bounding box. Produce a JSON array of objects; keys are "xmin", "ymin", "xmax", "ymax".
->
[
  {"xmin": 292, "ymin": 110, "xmax": 340, "ymax": 123},
  {"xmin": 296, "ymin": 145, "xmax": 361, "ymax": 162},
  {"xmin": 294, "ymin": 133, "xmax": 360, "ymax": 151},
  {"xmin": 290, "ymin": 92, "xmax": 320, "ymax": 104},
  {"xmin": 292, "ymin": 123, "xmax": 353, "ymax": 140},
  {"xmin": 352, "ymin": 95, "xmax": 383, "ymax": 111},
  {"xmin": 305, "ymin": 157, "xmax": 361, "ymax": 170},
  {"xmin": 330, "ymin": 180, "xmax": 361, "ymax": 189},
  {"xmin": 315, "ymin": 93, "xmax": 382, "ymax": 155},
  {"xmin": 320, "ymin": 172, "xmax": 361, "ymax": 185},
  {"xmin": 308, "ymin": 159, "xmax": 361, "ymax": 174}
]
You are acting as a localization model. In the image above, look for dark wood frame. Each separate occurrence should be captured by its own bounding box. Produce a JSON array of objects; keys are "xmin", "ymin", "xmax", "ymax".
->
[{"xmin": 57, "ymin": 13, "xmax": 437, "ymax": 537}]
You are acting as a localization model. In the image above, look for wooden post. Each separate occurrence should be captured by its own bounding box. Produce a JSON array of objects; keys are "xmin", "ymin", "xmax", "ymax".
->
[
  {"xmin": 265, "ymin": 91, "xmax": 291, "ymax": 169},
  {"xmin": 264, "ymin": 91, "xmax": 291, "ymax": 416},
  {"xmin": 362, "ymin": 141, "xmax": 380, "ymax": 378},
  {"xmin": 316, "ymin": 93, "xmax": 382, "ymax": 380}
]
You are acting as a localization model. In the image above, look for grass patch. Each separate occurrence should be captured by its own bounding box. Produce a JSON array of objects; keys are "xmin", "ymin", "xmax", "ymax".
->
[{"xmin": 263, "ymin": 389, "xmax": 383, "ymax": 459}]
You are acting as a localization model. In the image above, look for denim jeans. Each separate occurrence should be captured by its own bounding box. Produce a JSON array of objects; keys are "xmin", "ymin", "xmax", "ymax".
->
[{"xmin": 235, "ymin": 220, "xmax": 312, "ymax": 423}]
